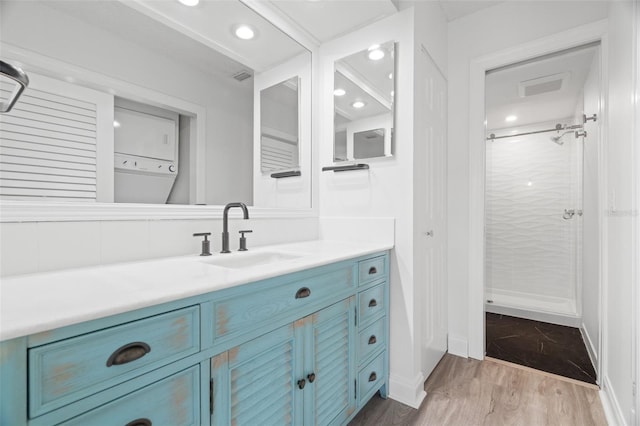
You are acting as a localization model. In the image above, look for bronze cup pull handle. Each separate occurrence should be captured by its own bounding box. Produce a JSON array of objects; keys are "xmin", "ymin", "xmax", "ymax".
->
[
  {"xmin": 307, "ymin": 372, "xmax": 316, "ymax": 383},
  {"xmin": 295, "ymin": 287, "xmax": 311, "ymax": 299},
  {"xmin": 125, "ymin": 419, "xmax": 152, "ymax": 426},
  {"xmin": 368, "ymin": 335, "xmax": 377, "ymax": 345},
  {"xmin": 297, "ymin": 378, "xmax": 306, "ymax": 389},
  {"xmin": 107, "ymin": 342, "xmax": 151, "ymax": 367},
  {"xmin": 368, "ymin": 266, "xmax": 377, "ymax": 275},
  {"xmin": 368, "ymin": 372, "xmax": 377, "ymax": 382},
  {"xmin": 368, "ymin": 299, "xmax": 378, "ymax": 308}
]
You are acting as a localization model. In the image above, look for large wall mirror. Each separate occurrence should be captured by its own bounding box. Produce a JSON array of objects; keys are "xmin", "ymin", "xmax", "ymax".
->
[
  {"xmin": 333, "ymin": 40, "xmax": 396, "ymax": 162},
  {"xmin": 0, "ymin": 0, "xmax": 311, "ymax": 209}
]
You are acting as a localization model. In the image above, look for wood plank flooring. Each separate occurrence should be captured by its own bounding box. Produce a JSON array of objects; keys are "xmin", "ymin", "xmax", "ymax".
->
[{"xmin": 349, "ymin": 354, "xmax": 607, "ymax": 426}]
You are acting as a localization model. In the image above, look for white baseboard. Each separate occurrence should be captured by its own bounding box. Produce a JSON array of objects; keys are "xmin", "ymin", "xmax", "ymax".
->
[
  {"xmin": 447, "ymin": 334, "xmax": 468, "ymax": 358},
  {"xmin": 600, "ymin": 375, "xmax": 628, "ymax": 426},
  {"xmin": 388, "ymin": 372, "xmax": 427, "ymax": 409},
  {"xmin": 579, "ymin": 323, "xmax": 598, "ymax": 379}
]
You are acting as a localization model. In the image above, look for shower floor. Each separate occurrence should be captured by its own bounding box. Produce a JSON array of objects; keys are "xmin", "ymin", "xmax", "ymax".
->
[{"xmin": 485, "ymin": 313, "xmax": 597, "ymax": 385}]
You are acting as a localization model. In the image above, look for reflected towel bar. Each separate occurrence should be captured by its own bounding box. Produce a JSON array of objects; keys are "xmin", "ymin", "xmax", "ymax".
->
[
  {"xmin": 322, "ymin": 164, "xmax": 370, "ymax": 172},
  {"xmin": 270, "ymin": 170, "xmax": 301, "ymax": 178}
]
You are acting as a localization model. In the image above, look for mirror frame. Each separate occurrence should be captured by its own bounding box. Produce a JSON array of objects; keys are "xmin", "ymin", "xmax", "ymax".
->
[{"xmin": 0, "ymin": 1, "xmax": 320, "ymax": 222}]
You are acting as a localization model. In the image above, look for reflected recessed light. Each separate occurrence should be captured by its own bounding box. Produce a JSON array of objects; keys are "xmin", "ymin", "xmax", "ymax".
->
[
  {"xmin": 368, "ymin": 46, "xmax": 385, "ymax": 61},
  {"xmin": 113, "ymin": 120, "xmax": 121, "ymax": 128},
  {"xmin": 510, "ymin": 129, "xmax": 518, "ymax": 134},
  {"xmin": 388, "ymin": 72, "xmax": 393, "ymax": 79},
  {"xmin": 391, "ymin": 90, "xmax": 394, "ymax": 97},
  {"xmin": 352, "ymin": 101, "xmax": 365, "ymax": 109},
  {"xmin": 505, "ymin": 115, "xmax": 517, "ymax": 122},
  {"xmin": 527, "ymin": 181, "xmax": 533, "ymax": 187},
  {"xmin": 234, "ymin": 24, "xmax": 255, "ymax": 40},
  {"xmin": 334, "ymin": 88, "xmax": 346, "ymax": 96},
  {"xmin": 178, "ymin": 0, "xmax": 199, "ymax": 6}
]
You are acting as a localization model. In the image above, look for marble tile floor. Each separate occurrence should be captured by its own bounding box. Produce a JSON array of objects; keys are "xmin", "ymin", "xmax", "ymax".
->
[{"xmin": 485, "ymin": 312, "xmax": 597, "ymax": 385}]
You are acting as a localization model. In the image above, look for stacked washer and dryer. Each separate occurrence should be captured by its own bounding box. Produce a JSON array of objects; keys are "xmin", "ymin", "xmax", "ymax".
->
[{"xmin": 113, "ymin": 99, "xmax": 179, "ymax": 204}]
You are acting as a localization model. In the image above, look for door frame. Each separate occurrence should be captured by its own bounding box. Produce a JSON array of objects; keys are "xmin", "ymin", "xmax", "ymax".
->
[{"xmin": 466, "ymin": 19, "xmax": 609, "ymax": 382}]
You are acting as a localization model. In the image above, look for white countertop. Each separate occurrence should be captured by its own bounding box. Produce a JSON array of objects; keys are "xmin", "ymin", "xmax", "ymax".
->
[{"xmin": 0, "ymin": 240, "xmax": 391, "ymax": 342}]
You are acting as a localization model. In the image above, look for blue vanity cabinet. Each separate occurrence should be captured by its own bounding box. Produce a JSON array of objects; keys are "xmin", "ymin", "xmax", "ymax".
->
[
  {"xmin": 59, "ymin": 365, "xmax": 201, "ymax": 426},
  {"xmin": 210, "ymin": 297, "xmax": 356, "ymax": 426},
  {"xmin": 0, "ymin": 251, "xmax": 389, "ymax": 426}
]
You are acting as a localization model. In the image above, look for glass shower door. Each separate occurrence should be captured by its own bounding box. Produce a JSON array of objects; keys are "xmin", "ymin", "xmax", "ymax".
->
[{"xmin": 485, "ymin": 125, "xmax": 582, "ymax": 317}]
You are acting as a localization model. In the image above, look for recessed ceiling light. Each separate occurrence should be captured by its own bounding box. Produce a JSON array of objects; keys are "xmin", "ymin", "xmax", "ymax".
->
[
  {"xmin": 391, "ymin": 90, "xmax": 394, "ymax": 97},
  {"xmin": 505, "ymin": 115, "xmax": 517, "ymax": 122},
  {"xmin": 178, "ymin": 0, "xmax": 199, "ymax": 6},
  {"xmin": 367, "ymin": 45, "xmax": 385, "ymax": 61},
  {"xmin": 352, "ymin": 101, "xmax": 365, "ymax": 109},
  {"xmin": 388, "ymin": 72, "xmax": 393, "ymax": 80},
  {"xmin": 234, "ymin": 25, "xmax": 255, "ymax": 40},
  {"xmin": 113, "ymin": 120, "xmax": 121, "ymax": 128},
  {"xmin": 333, "ymin": 88, "xmax": 346, "ymax": 96}
]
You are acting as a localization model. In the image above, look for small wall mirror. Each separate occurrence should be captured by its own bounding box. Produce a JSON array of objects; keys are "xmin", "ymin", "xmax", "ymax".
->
[
  {"xmin": 333, "ymin": 40, "xmax": 396, "ymax": 162},
  {"xmin": 260, "ymin": 77, "xmax": 299, "ymax": 173}
]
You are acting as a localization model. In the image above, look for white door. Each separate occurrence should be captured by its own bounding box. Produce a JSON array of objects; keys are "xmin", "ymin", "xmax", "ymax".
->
[{"xmin": 418, "ymin": 47, "xmax": 448, "ymax": 376}]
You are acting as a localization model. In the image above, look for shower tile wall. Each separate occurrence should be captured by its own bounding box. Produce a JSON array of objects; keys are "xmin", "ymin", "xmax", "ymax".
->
[{"xmin": 485, "ymin": 121, "xmax": 582, "ymax": 316}]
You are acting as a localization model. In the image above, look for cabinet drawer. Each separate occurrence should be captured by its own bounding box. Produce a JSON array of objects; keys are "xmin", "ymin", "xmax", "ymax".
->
[
  {"xmin": 213, "ymin": 266, "xmax": 354, "ymax": 341},
  {"xmin": 358, "ymin": 256, "xmax": 385, "ymax": 286},
  {"xmin": 358, "ymin": 351, "xmax": 385, "ymax": 404},
  {"xmin": 358, "ymin": 317, "xmax": 385, "ymax": 365},
  {"xmin": 61, "ymin": 365, "xmax": 200, "ymax": 426},
  {"xmin": 29, "ymin": 306, "xmax": 200, "ymax": 417},
  {"xmin": 358, "ymin": 283, "xmax": 385, "ymax": 325}
]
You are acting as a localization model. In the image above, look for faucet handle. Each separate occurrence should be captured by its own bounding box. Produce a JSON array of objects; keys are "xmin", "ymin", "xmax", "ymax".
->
[
  {"xmin": 193, "ymin": 232, "xmax": 212, "ymax": 256},
  {"xmin": 238, "ymin": 230, "xmax": 252, "ymax": 251}
]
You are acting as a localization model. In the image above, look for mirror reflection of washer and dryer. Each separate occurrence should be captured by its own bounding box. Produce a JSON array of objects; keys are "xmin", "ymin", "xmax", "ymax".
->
[{"xmin": 113, "ymin": 99, "xmax": 179, "ymax": 204}]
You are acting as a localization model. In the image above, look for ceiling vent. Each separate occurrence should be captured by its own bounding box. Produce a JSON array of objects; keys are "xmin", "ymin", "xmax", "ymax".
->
[
  {"xmin": 232, "ymin": 70, "xmax": 252, "ymax": 82},
  {"xmin": 518, "ymin": 72, "xmax": 569, "ymax": 97}
]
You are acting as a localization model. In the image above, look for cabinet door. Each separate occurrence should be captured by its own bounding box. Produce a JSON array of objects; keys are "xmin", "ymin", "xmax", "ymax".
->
[
  {"xmin": 211, "ymin": 324, "xmax": 303, "ymax": 426},
  {"xmin": 305, "ymin": 297, "xmax": 356, "ymax": 426}
]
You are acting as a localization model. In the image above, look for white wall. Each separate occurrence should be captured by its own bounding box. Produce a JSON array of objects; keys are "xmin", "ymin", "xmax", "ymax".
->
[
  {"xmin": 319, "ymin": 2, "xmax": 448, "ymax": 408},
  {"xmin": 0, "ymin": 1, "xmax": 254, "ymax": 206},
  {"xmin": 447, "ymin": 0, "xmax": 608, "ymax": 357},
  {"xmin": 581, "ymin": 51, "xmax": 601, "ymax": 371},
  {"xmin": 602, "ymin": 1, "xmax": 637, "ymax": 424},
  {"xmin": 319, "ymin": 9, "xmax": 420, "ymax": 406}
]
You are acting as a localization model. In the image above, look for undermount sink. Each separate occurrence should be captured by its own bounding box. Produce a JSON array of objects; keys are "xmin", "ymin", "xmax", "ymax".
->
[{"xmin": 199, "ymin": 251, "xmax": 303, "ymax": 269}]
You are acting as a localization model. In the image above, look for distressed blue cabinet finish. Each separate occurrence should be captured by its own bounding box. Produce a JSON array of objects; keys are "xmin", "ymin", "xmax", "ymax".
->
[
  {"xmin": 210, "ymin": 324, "xmax": 303, "ymax": 425},
  {"xmin": 60, "ymin": 365, "xmax": 200, "ymax": 426},
  {"xmin": 28, "ymin": 306, "xmax": 200, "ymax": 417},
  {"xmin": 211, "ymin": 297, "xmax": 356, "ymax": 426},
  {"xmin": 211, "ymin": 265, "xmax": 355, "ymax": 347},
  {"xmin": 0, "ymin": 251, "xmax": 389, "ymax": 425},
  {"xmin": 307, "ymin": 297, "xmax": 357, "ymax": 425}
]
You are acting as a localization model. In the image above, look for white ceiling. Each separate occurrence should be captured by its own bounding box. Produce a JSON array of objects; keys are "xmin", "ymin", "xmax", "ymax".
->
[
  {"xmin": 485, "ymin": 44, "xmax": 598, "ymax": 131},
  {"xmin": 437, "ymin": 0, "xmax": 504, "ymax": 22},
  {"xmin": 42, "ymin": 0, "xmax": 310, "ymax": 76},
  {"xmin": 268, "ymin": 0, "xmax": 399, "ymax": 44}
]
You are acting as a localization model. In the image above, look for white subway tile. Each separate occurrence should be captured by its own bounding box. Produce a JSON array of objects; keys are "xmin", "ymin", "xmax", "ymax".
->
[
  {"xmin": 0, "ymin": 222, "xmax": 39, "ymax": 276},
  {"xmin": 37, "ymin": 222, "xmax": 101, "ymax": 273}
]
